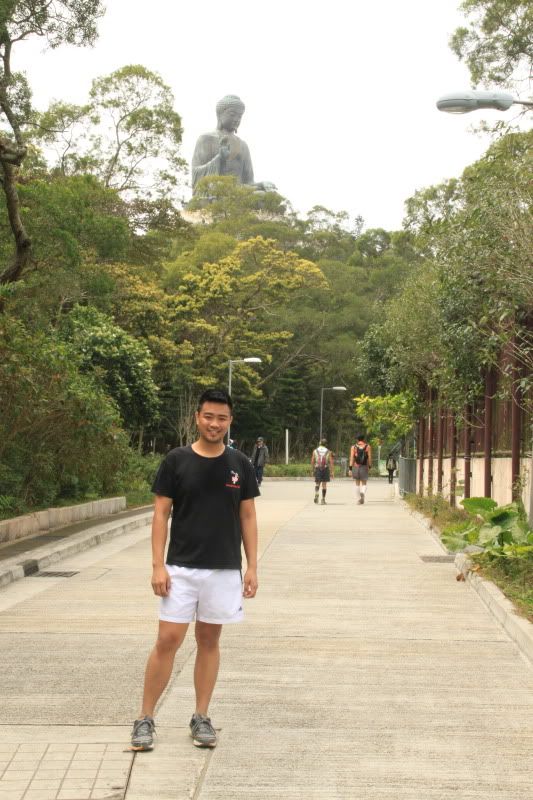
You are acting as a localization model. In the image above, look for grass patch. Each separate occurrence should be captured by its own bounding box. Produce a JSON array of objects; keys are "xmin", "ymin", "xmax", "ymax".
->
[
  {"xmin": 265, "ymin": 463, "xmax": 312, "ymax": 477},
  {"xmin": 403, "ymin": 492, "xmax": 470, "ymax": 533},
  {"xmin": 475, "ymin": 557, "xmax": 533, "ymax": 623}
]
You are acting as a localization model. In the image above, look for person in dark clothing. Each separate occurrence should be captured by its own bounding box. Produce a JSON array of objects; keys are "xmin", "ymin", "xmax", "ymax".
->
[
  {"xmin": 130, "ymin": 389, "xmax": 259, "ymax": 753},
  {"xmin": 386, "ymin": 454, "xmax": 397, "ymax": 484},
  {"xmin": 250, "ymin": 437, "xmax": 269, "ymax": 486}
]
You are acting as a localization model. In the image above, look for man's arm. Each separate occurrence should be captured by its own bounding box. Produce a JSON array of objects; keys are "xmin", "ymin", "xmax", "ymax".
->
[
  {"xmin": 151, "ymin": 494, "xmax": 172, "ymax": 597},
  {"xmin": 367, "ymin": 446, "xmax": 372, "ymax": 469},
  {"xmin": 329, "ymin": 451, "xmax": 335, "ymax": 478},
  {"xmin": 240, "ymin": 498, "xmax": 258, "ymax": 598},
  {"xmin": 349, "ymin": 446, "xmax": 355, "ymax": 468}
]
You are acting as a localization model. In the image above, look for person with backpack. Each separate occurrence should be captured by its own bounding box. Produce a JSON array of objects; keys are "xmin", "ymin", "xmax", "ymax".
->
[
  {"xmin": 386, "ymin": 453, "xmax": 397, "ymax": 484},
  {"xmin": 349, "ymin": 435, "xmax": 372, "ymax": 504},
  {"xmin": 311, "ymin": 438, "xmax": 334, "ymax": 504},
  {"xmin": 250, "ymin": 437, "xmax": 269, "ymax": 486}
]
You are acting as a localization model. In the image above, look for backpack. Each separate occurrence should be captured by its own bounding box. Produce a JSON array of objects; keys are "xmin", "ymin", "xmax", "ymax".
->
[
  {"xmin": 353, "ymin": 444, "xmax": 368, "ymax": 465},
  {"xmin": 314, "ymin": 447, "xmax": 329, "ymax": 469}
]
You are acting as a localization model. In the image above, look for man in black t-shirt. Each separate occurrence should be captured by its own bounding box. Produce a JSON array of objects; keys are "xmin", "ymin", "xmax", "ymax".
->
[{"xmin": 130, "ymin": 389, "xmax": 260, "ymax": 752}]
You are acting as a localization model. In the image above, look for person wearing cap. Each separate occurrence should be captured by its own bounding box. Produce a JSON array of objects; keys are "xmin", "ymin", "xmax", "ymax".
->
[
  {"xmin": 311, "ymin": 438, "xmax": 334, "ymax": 505},
  {"xmin": 250, "ymin": 437, "xmax": 269, "ymax": 486}
]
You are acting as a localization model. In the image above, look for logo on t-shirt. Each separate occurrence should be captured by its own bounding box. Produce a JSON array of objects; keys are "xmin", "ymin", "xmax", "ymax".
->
[{"xmin": 226, "ymin": 470, "xmax": 240, "ymax": 489}]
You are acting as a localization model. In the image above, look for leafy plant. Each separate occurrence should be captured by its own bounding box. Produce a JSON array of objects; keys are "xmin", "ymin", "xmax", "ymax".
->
[{"xmin": 441, "ymin": 496, "xmax": 533, "ymax": 556}]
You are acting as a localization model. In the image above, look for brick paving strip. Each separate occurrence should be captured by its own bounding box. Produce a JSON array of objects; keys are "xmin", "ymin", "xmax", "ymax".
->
[{"xmin": 0, "ymin": 739, "xmax": 131, "ymax": 800}]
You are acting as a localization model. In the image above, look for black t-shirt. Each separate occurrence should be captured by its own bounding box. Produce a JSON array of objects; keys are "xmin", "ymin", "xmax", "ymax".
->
[{"xmin": 151, "ymin": 445, "xmax": 260, "ymax": 569}]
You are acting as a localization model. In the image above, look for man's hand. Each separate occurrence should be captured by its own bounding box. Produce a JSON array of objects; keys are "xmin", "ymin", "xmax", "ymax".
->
[
  {"xmin": 243, "ymin": 567, "xmax": 258, "ymax": 598},
  {"xmin": 151, "ymin": 565, "xmax": 171, "ymax": 597}
]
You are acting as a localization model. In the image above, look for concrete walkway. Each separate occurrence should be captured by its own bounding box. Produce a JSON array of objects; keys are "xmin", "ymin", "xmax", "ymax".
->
[{"xmin": 0, "ymin": 480, "xmax": 532, "ymax": 800}]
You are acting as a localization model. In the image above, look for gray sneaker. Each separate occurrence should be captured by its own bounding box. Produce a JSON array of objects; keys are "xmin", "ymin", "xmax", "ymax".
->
[
  {"xmin": 190, "ymin": 713, "xmax": 217, "ymax": 748},
  {"xmin": 131, "ymin": 715, "xmax": 155, "ymax": 751}
]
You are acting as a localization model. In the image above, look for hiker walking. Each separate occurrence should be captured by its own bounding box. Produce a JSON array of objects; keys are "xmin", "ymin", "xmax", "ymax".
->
[
  {"xmin": 386, "ymin": 453, "xmax": 397, "ymax": 484},
  {"xmin": 250, "ymin": 437, "xmax": 269, "ymax": 486},
  {"xmin": 311, "ymin": 438, "xmax": 334, "ymax": 505},
  {"xmin": 349, "ymin": 435, "xmax": 372, "ymax": 504}
]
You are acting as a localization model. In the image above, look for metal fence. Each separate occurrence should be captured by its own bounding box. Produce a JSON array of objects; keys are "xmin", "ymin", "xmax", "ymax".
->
[{"xmin": 398, "ymin": 456, "xmax": 417, "ymax": 496}]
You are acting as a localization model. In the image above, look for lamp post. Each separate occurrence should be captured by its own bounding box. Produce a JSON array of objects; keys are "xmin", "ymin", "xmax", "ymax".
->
[
  {"xmin": 227, "ymin": 357, "xmax": 262, "ymax": 444},
  {"xmin": 319, "ymin": 386, "xmax": 347, "ymax": 442},
  {"xmin": 436, "ymin": 90, "xmax": 533, "ymax": 115}
]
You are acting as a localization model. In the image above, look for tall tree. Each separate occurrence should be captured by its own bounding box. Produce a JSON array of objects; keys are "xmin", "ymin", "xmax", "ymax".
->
[
  {"xmin": 0, "ymin": 0, "xmax": 104, "ymax": 284},
  {"xmin": 450, "ymin": 0, "xmax": 533, "ymax": 88},
  {"xmin": 36, "ymin": 65, "xmax": 185, "ymax": 200}
]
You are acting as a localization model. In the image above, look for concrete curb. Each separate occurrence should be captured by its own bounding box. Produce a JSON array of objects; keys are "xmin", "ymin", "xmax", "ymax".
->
[
  {"xmin": 400, "ymin": 499, "xmax": 533, "ymax": 667},
  {"xmin": 0, "ymin": 510, "xmax": 152, "ymax": 589},
  {"xmin": 455, "ymin": 553, "xmax": 533, "ymax": 667},
  {"xmin": 399, "ymin": 499, "xmax": 452, "ymax": 555},
  {"xmin": 0, "ymin": 496, "xmax": 127, "ymax": 545}
]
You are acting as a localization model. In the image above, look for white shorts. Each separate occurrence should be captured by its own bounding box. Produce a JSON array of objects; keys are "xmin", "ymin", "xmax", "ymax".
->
[{"xmin": 159, "ymin": 566, "xmax": 244, "ymax": 625}]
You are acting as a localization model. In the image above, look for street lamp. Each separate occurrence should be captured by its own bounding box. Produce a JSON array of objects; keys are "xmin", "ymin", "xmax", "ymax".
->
[
  {"xmin": 227, "ymin": 357, "xmax": 262, "ymax": 443},
  {"xmin": 436, "ymin": 90, "xmax": 533, "ymax": 115},
  {"xmin": 319, "ymin": 386, "xmax": 347, "ymax": 442}
]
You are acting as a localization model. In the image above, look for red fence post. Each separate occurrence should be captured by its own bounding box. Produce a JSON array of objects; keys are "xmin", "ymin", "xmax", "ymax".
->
[{"xmin": 484, "ymin": 369, "xmax": 494, "ymax": 498}]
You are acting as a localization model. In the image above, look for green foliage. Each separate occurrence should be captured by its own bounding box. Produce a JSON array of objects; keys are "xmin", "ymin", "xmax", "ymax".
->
[
  {"xmin": 353, "ymin": 392, "xmax": 416, "ymax": 443},
  {"xmin": 461, "ymin": 497, "xmax": 498, "ymax": 516},
  {"xmin": 477, "ymin": 557, "xmax": 533, "ymax": 621},
  {"xmin": 0, "ymin": 1, "xmax": 104, "ymax": 51},
  {"xmin": 262, "ymin": 463, "xmax": 312, "ymax": 478},
  {"xmin": 365, "ymin": 130, "xmax": 533, "ymax": 412},
  {"xmin": 441, "ymin": 497, "xmax": 533, "ymax": 556},
  {"xmin": 450, "ymin": 1, "xmax": 533, "ymax": 87},
  {"xmin": 35, "ymin": 65, "xmax": 185, "ymax": 200},
  {"xmin": 404, "ymin": 492, "xmax": 471, "ymax": 530},
  {"xmin": 119, "ymin": 452, "xmax": 161, "ymax": 507},
  {"xmin": 60, "ymin": 304, "xmax": 160, "ymax": 431},
  {"xmin": 0, "ymin": 314, "xmax": 131, "ymax": 510}
]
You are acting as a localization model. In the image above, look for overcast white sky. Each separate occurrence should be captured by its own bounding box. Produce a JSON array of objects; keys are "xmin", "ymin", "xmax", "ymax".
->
[{"xmin": 17, "ymin": 0, "xmax": 506, "ymax": 231}]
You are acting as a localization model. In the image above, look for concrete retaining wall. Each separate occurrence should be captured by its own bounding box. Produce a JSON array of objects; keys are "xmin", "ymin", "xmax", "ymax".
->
[{"xmin": 0, "ymin": 497, "xmax": 126, "ymax": 545}]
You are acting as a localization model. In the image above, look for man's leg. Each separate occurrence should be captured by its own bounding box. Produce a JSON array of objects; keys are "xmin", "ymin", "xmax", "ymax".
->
[
  {"xmin": 360, "ymin": 480, "xmax": 367, "ymax": 503},
  {"xmin": 188, "ymin": 622, "xmax": 223, "ymax": 749},
  {"xmin": 321, "ymin": 481, "xmax": 327, "ymax": 504},
  {"xmin": 131, "ymin": 621, "xmax": 189, "ymax": 750},
  {"xmin": 314, "ymin": 472, "xmax": 320, "ymax": 503},
  {"xmin": 140, "ymin": 621, "xmax": 189, "ymax": 717},
  {"xmin": 194, "ymin": 621, "xmax": 223, "ymax": 715},
  {"xmin": 255, "ymin": 466, "xmax": 263, "ymax": 486}
]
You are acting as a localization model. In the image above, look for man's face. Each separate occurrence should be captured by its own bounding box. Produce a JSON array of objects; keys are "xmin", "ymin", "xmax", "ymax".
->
[
  {"xmin": 195, "ymin": 402, "xmax": 232, "ymax": 444},
  {"xmin": 218, "ymin": 106, "xmax": 243, "ymax": 132}
]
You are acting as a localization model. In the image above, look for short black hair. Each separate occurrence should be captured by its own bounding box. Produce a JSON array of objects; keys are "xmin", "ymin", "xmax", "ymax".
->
[
  {"xmin": 197, "ymin": 388, "xmax": 233, "ymax": 411},
  {"xmin": 357, "ymin": 434, "xmax": 366, "ymax": 441}
]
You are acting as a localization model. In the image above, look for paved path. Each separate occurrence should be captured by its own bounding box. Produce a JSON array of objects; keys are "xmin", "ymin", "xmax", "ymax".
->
[{"xmin": 0, "ymin": 480, "xmax": 532, "ymax": 799}]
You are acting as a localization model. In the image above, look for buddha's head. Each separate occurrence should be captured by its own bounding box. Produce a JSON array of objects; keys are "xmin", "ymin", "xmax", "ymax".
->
[{"xmin": 216, "ymin": 95, "xmax": 245, "ymax": 133}]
